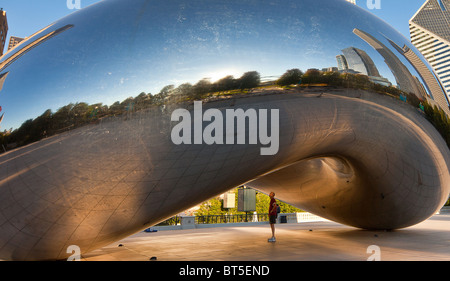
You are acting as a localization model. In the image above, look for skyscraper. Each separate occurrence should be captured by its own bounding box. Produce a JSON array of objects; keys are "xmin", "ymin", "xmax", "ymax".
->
[
  {"xmin": 354, "ymin": 28, "xmax": 430, "ymax": 100},
  {"xmin": 337, "ymin": 46, "xmax": 391, "ymax": 87},
  {"xmin": 341, "ymin": 47, "xmax": 381, "ymax": 77},
  {"xmin": 8, "ymin": 36, "xmax": 24, "ymax": 52},
  {"xmin": 0, "ymin": 9, "xmax": 7, "ymax": 57},
  {"xmin": 336, "ymin": 55, "xmax": 349, "ymax": 71},
  {"xmin": 410, "ymin": 0, "xmax": 450, "ymax": 104}
]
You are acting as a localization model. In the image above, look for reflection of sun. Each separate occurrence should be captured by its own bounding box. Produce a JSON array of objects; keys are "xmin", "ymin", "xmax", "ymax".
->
[{"xmin": 205, "ymin": 69, "xmax": 243, "ymax": 82}]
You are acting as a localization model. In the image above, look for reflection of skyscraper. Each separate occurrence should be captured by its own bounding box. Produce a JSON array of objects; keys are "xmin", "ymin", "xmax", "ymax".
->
[
  {"xmin": 388, "ymin": 38, "xmax": 447, "ymax": 104},
  {"xmin": 0, "ymin": 9, "xmax": 7, "ymax": 56},
  {"xmin": 354, "ymin": 27, "xmax": 450, "ymax": 115},
  {"xmin": 0, "ymin": 24, "xmax": 74, "ymax": 73},
  {"xmin": 353, "ymin": 29, "xmax": 425, "ymax": 96},
  {"xmin": 342, "ymin": 47, "xmax": 381, "ymax": 77},
  {"xmin": 337, "ymin": 47, "xmax": 391, "ymax": 87},
  {"xmin": 0, "ymin": 71, "xmax": 8, "ymax": 92},
  {"xmin": 410, "ymin": 0, "xmax": 450, "ymax": 104},
  {"xmin": 7, "ymin": 36, "xmax": 24, "ymax": 52},
  {"xmin": 336, "ymin": 55, "xmax": 348, "ymax": 71}
]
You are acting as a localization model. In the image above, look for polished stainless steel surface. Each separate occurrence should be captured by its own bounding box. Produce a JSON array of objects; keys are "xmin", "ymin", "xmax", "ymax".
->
[{"xmin": 0, "ymin": 0, "xmax": 449, "ymax": 260}]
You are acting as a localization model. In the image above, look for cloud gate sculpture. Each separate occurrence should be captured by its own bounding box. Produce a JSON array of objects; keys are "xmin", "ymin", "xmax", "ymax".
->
[{"xmin": 0, "ymin": 0, "xmax": 449, "ymax": 260}]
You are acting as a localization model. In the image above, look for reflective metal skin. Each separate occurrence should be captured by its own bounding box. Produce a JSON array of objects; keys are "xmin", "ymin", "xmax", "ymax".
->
[{"xmin": 0, "ymin": 0, "xmax": 449, "ymax": 260}]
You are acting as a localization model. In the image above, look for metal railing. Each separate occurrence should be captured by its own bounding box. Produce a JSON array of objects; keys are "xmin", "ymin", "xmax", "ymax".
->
[{"xmin": 195, "ymin": 213, "xmax": 269, "ymax": 224}]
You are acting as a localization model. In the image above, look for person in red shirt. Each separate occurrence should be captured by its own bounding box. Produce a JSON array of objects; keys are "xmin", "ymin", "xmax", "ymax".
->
[{"xmin": 268, "ymin": 192, "xmax": 277, "ymax": 242}]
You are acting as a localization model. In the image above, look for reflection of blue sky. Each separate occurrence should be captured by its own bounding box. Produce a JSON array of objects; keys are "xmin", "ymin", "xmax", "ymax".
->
[{"xmin": 0, "ymin": 0, "xmax": 436, "ymax": 130}]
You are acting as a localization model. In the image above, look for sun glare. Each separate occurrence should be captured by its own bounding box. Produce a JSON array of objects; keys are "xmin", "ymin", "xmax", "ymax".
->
[{"xmin": 204, "ymin": 69, "xmax": 243, "ymax": 83}]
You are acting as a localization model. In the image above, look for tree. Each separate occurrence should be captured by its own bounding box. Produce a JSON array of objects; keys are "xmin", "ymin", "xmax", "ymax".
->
[
  {"xmin": 237, "ymin": 71, "xmax": 260, "ymax": 90},
  {"xmin": 89, "ymin": 103, "xmax": 109, "ymax": 118},
  {"xmin": 120, "ymin": 97, "xmax": 135, "ymax": 112},
  {"xmin": 213, "ymin": 75, "xmax": 237, "ymax": 92},
  {"xmin": 301, "ymin": 69, "xmax": 321, "ymax": 84},
  {"xmin": 153, "ymin": 84, "xmax": 175, "ymax": 105},
  {"xmin": 52, "ymin": 103, "xmax": 74, "ymax": 131},
  {"xmin": 321, "ymin": 71, "xmax": 341, "ymax": 86},
  {"xmin": 29, "ymin": 109, "xmax": 52, "ymax": 141},
  {"xmin": 109, "ymin": 101, "xmax": 122, "ymax": 115},
  {"xmin": 196, "ymin": 197, "xmax": 227, "ymax": 216},
  {"xmin": 422, "ymin": 100, "xmax": 450, "ymax": 148},
  {"xmin": 192, "ymin": 78, "xmax": 213, "ymax": 99},
  {"xmin": 196, "ymin": 187, "xmax": 303, "ymax": 216},
  {"xmin": 13, "ymin": 119, "xmax": 34, "ymax": 145},
  {"xmin": 134, "ymin": 92, "xmax": 152, "ymax": 110},
  {"xmin": 277, "ymin": 68, "xmax": 303, "ymax": 86},
  {"xmin": 175, "ymin": 83, "xmax": 193, "ymax": 97},
  {"xmin": 255, "ymin": 190, "xmax": 303, "ymax": 213},
  {"xmin": 71, "ymin": 102, "xmax": 90, "ymax": 126}
]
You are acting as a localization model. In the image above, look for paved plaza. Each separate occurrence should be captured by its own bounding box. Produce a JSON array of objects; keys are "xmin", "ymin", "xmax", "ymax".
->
[{"xmin": 82, "ymin": 213, "xmax": 450, "ymax": 261}]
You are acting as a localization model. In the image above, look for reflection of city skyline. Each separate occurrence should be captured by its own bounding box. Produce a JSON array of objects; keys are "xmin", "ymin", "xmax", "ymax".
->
[
  {"xmin": 353, "ymin": 28, "xmax": 425, "ymax": 98},
  {"xmin": 387, "ymin": 37, "xmax": 446, "ymax": 103},
  {"xmin": 328, "ymin": 26, "xmax": 450, "ymax": 115},
  {"xmin": 0, "ymin": 24, "xmax": 74, "ymax": 73},
  {"xmin": 336, "ymin": 46, "xmax": 392, "ymax": 87},
  {"xmin": 0, "ymin": 24, "xmax": 74, "ymax": 130},
  {"xmin": 0, "ymin": 0, "xmax": 448, "ymax": 132},
  {"xmin": 353, "ymin": 27, "xmax": 450, "ymax": 115}
]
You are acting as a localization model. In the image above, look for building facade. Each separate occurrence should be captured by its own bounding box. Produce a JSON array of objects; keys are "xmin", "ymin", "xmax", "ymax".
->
[
  {"xmin": 7, "ymin": 36, "xmax": 24, "ymax": 52},
  {"xmin": 341, "ymin": 47, "xmax": 381, "ymax": 77},
  {"xmin": 410, "ymin": 0, "xmax": 450, "ymax": 107},
  {"xmin": 0, "ymin": 9, "xmax": 7, "ymax": 56}
]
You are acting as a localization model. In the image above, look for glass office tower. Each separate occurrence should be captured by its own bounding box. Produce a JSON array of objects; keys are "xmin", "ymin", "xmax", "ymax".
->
[{"xmin": 410, "ymin": 0, "xmax": 450, "ymax": 106}]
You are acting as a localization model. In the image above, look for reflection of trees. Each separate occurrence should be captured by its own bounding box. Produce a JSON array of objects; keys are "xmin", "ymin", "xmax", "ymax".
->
[
  {"xmin": 277, "ymin": 69, "xmax": 304, "ymax": 86},
  {"xmin": 164, "ymin": 71, "xmax": 261, "ymax": 103},
  {"xmin": 293, "ymin": 68, "xmax": 449, "ymax": 148},
  {"xmin": 3, "ymin": 102, "xmax": 114, "ymax": 148},
  {"xmin": 422, "ymin": 101, "xmax": 450, "ymax": 148},
  {"xmin": 1, "ymin": 67, "xmax": 448, "ymax": 152},
  {"xmin": 0, "ymin": 71, "xmax": 262, "ymax": 150},
  {"xmin": 238, "ymin": 71, "xmax": 261, "ymax": 89},
  {"xmin": 299, "ymin": 69, "xmax": 423, "ymax": 108}
]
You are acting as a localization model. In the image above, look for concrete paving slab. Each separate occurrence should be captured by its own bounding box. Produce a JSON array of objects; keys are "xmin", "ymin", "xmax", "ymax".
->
[{"xmin": 82, "ymin": 213, "xmax": 450, "ymax": 261}]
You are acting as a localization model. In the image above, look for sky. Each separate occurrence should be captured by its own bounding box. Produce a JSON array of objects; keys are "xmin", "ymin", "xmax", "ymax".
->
[{"xmin": 0, "ymin": 0, "xmax": 426, "ymax": 47}]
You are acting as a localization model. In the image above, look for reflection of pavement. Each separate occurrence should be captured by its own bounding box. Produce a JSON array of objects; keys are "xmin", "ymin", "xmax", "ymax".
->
[{"xmin": 83, "ymin": 214, "xmax": 450, "ymax": 261}]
